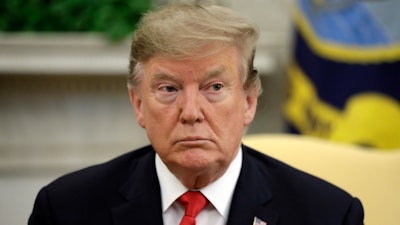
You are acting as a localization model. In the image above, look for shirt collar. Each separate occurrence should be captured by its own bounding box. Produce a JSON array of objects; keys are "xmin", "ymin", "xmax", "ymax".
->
[{"xmin": 156, "ymin": 147, "xmax": 243, "ymax": 219}]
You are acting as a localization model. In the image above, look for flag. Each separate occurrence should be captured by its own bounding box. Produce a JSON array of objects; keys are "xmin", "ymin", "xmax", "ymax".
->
[
  {"xmin": 284, "ymin": 0, "xmax": 400, "ymax": 150},
  {"xmin": 253, "ymin": 217, "xmax": 267, "ymax": 225}
]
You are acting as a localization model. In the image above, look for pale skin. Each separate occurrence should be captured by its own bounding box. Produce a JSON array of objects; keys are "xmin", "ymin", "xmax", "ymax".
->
[{"xmin": 129, "ymin": 46, "xmax": 258, "ymax": 189}]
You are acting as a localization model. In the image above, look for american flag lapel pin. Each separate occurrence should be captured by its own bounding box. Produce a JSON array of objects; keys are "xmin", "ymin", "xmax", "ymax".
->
[{"xmin": 253, "ymin": 216, "xmax": 267, "ymax": 225}]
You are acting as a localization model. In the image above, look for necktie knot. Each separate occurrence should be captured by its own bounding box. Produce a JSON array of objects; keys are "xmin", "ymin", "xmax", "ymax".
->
[{"xmin": 178, "ymin": 191, "xmax": 208, "ymax": 225}]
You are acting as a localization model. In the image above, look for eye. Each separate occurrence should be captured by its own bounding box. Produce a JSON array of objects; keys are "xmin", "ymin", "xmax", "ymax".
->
[
  {"xmin": 211, "ymin": 83, "xmax": 223, "ymax": 91},
  {"xmin": 158, "ymin": 85, "xmax": 178, "ymax": 93},
  {"xmin": 204, "ymin": 82, "xmax": 224, "ymax": 93},
  {"xmin": 203, "ymin": 82, "xmax": 226, "ymax": 102},
  {"xmin": 155, "ymin": 84, "xmax": 179, "ymax": 103},
  {"xmin": 163, "ymin": 85, "xmax": 177, "ymax": 92}
]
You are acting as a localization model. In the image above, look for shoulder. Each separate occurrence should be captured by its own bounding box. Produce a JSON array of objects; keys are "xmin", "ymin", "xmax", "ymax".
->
[
  {"xmin": 242, "ymin": 145, "xmax": 363, "ymax": 220},
  {"xmin": 243, "ymin": 145, "xmax": 349, "ymax": 194},
  {"xmin": 44, "ymin": 145, "xmax": 155, "ymax": 197},
  {"xmin": 29, "ymin": 146, "xmax": 156, "ymax": 224}
]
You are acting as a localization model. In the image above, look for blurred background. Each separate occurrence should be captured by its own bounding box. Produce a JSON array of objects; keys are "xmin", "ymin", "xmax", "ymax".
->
[{"xmin": 0, "ymin": 0, "xmax": 399, "ymax": 224}]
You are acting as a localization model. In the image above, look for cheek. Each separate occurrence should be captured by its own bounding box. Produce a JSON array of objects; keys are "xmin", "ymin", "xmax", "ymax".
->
[
  {"xmin": 142, "ymin": 100, "xmax": 178, "ymax": 134},
  {"xmin": 212, "ymin": 98, "xmax": 247, "ymax": 135},
  {"xmin": 224, "ymin": 95, "xmax": 248, "ymax": 121}
]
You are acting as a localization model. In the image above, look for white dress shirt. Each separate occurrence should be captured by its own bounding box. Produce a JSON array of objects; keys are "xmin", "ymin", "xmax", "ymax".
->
[{"xmin": 156, "ymin": 147, "xmax": 243, "ymax": 225}]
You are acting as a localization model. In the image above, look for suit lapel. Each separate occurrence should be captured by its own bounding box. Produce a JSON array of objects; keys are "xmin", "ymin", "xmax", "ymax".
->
[
  {"xmin": 109, "ymin": 146, "xmax": 279, "ymax": 225},
  {"xmin": 227, "ymin": 146, "xmax": 279, "ymax": 225},
  {"xmin": 111, "ymin": 149, "xmax": 164, "ymax": 225}
]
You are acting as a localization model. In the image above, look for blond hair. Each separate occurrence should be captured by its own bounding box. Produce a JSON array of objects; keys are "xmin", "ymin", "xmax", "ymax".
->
[{"xmin": 128, "ymin": 3, "xmax": 261, "ymax": 94}]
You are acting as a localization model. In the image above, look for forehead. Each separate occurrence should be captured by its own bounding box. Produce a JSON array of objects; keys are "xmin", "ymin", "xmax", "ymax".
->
[{"xmin": 143, "ymin": 46, "xmax": 242, "ymax": 78}]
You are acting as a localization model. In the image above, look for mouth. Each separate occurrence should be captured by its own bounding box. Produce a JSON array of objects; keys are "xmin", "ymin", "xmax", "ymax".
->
[{"xmin": 175, "ymin": 137, "xmax": 211, "ymax": 146}]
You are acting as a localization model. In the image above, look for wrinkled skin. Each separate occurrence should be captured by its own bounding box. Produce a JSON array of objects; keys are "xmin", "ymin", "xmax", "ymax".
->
[{"xmin": 129, "ymin": 46, "xmax": 258, "ymax": 189}]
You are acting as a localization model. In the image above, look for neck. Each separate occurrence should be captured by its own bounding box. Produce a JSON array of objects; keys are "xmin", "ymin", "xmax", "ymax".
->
[{"xmin": 176, "ymin": 168, "xmax": 228, "ymax": 189}]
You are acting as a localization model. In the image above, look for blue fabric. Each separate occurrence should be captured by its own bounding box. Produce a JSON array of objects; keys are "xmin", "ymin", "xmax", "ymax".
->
[{"xmin": 299, "ymin": 0, "xmax": 394, "ymax": 45}]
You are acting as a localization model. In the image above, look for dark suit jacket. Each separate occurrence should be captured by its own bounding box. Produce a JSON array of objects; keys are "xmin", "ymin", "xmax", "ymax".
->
[{"xmin": 29, "ymin": 145, "xmax": 364, "ymax": 225}]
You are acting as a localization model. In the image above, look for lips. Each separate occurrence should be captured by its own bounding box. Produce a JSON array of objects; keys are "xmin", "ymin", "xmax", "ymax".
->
[
  {"xmin": 175, "ymin": 136, "xmax": 211, "ymax": 145},
  {"xmin": 180, "ymin": 136, "xmax": 206, "ymax": 141}
]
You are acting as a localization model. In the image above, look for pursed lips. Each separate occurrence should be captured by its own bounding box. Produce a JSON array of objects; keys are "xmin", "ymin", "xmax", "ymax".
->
[{"xmin": 175, "ymin": 136, "xmax": 211, "ymax": 145}]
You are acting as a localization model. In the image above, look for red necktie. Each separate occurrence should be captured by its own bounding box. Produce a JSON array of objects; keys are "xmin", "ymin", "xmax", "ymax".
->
[{"xmin": 178, "ymin": 191, "xmax": 208, "ymax": 225}]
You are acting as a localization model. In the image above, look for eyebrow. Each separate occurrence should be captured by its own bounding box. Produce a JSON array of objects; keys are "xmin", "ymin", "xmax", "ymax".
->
[
  {"xmin": 149, "ymin": 72, "xmax": 180, "ymax": 90},
  {"xmin": 152, "ymin": 72, "xmax": 178, "ymax": 81},
  {"xmin": 205, "ymin": 67, "xmax": 226, "ymax": 80},
  {"xmin": 152, "ymin": 66, "xmax": 227, "ymax": 82}
]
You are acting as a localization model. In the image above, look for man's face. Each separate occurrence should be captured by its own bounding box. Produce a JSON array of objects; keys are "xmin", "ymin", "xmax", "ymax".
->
[{"xmin": 129, "ymin": 46, "xmax": 258, "ymax": 188}]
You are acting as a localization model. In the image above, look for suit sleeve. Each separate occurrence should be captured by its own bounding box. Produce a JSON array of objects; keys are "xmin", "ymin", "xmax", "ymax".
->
[
  {"xmin": 28, "ymin": 187, "xmax": 55, "ymax": 225},
  {"xmin": 342, "ymin": 198, "xmax": 364, "ymax": 225}
]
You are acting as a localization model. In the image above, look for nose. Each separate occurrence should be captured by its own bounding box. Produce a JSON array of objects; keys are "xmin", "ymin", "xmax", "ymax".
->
[{"xmin": 179, "ymin": 88, "xmax": 204, "ymax": 124}]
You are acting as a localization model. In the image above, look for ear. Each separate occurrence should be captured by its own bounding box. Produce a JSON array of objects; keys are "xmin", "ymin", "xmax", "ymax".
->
[
  {"xmin": 243, "ymin": 88, "xmax": 258, "ymax": 126},
  {"xmin": 128, "ymin": 88, "xmax": 146, "ymax": 128}
]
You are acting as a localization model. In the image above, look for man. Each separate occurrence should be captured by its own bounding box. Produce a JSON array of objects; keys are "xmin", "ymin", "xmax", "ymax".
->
[{"xmin": 29, "ymin": 3, "xmax": 364, "ymax": 225}]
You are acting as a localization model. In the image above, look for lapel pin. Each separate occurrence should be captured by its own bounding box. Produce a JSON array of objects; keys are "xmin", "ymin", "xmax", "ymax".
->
[{"xmin": 253, "ymin": 216, "xmax": 267, "ymax": 225}]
